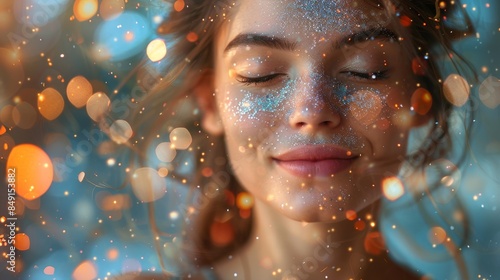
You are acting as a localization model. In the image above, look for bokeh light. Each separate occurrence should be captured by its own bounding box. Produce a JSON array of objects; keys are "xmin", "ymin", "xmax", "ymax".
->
[
  {"xmin": 428, "ymin": 226, "xmax": 447, "ymax": 245},
  {"xmin": 72, "ymin": 260, "xmax": 97, "ymax": 280},
  {"xmin": 94, "ymin": 11, "xmax": 151, "ymax": 61},
  {"xmin": 38, "ymin": 87, "xmax": 65, "ymax": 120},
  {"xmin": 146, "ymin": 38, "xmax": 167, "ymax": 62},
  {"xmin": 99, "ymin": 0, "xmax": 125, "ymax": 20},
  {"xmin": 236, "ymin": 192, "xmax": 254, "ymax": 210},
  {"xmin": 13, "ymin": 0, "xmax": 69, "ymax": 28},
  {"xmin": 109, "ymin": 119, "xmax": 133, "ymax": 144},
  {"xmin": 382, "ymin": 176, "xmax": 404, "ymax": 201},
  {"xmin": 0, "ymin": 105, "xmax": 16, "ymax": 128},
  {"xmin": 158, "ymin": 167, "xmax": 169, "ymax": 177},
  {"xmin": 345, "ymin": 210, "xmax": 357, "ymax": 221},
  {"xmin": 0, "ymin": 134, "xmax": 15, "ymax": 160},
  {"xmin": 78, "ymin": 171, "xmax": 86, "ymax": 182},
  {"xmin": 14, "ymin": 233, "xmax": 31, "ymax": 251},
  {"xmin": 478, "ymin": 75, "xmax": 500, "ymax": 109},
  {"xmin": 73, "ymin": 0, "xmax": 98, "ymax": 22},
  {"xmin": 443, "ymin": 74, "xmax": 470, "ymax": 107},
  {"xmin": 364, "ymin": 231, "xmax": 385, "ymax": 255},
  {"xmin": 169, "ymin": 127, "xmax": 192, "ymax": 150},
  {"xmin": 186, "ymin": 32, "xmax": 198, "ymax": 43},
  {"xmin": 6, "ymin": 144, "xmax": 54, "ymax": 200},
  {"xmin": 130, "ymin": 167, "xmax": 167, "ymax": 202},
  {"xmin": 67, "ymin": 75, "xmax": 93, "ymax": 108},
  {"xmin": 173, "ymin": 0, "xmax": 185, "ymax": 12},
  {"xmin": 411, "ymin": 57, "xmax": 427, "ymax": 76},
  {"xmin": 411, "ymin": 88, "xmax": 433, "ymax": 115},
  {"xmin": 210, "ymin": 221, "xmax": 234, "ymax": 246},
  {"xmin": 44, "ymin": 266, "xmax": 55, "ymax": 275},
  {"xmin": 86, "ymin": 92, "xmax": 110, "ymax": 122},
  {"xmin": 12, "ymin": 101, "xmax": 37, "ymax": 129},
  {"xmin": 155, "ymin": 142, "xmax": 177, "ymax": 162},
  {"xmin": 0, "ymin": 48, "xmax": 24, "ymax": 103}
]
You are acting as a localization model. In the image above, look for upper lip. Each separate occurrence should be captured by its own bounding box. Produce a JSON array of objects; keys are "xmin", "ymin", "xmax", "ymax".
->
[{"xmin": 272, "ymin": 145, "xmax": 357, "ymax": 161}]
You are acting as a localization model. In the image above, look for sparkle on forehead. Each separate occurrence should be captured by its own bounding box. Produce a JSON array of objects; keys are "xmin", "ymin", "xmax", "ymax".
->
[{"xmin": 285, "ymin": 0, "xmax": 362, "ymax": 34}]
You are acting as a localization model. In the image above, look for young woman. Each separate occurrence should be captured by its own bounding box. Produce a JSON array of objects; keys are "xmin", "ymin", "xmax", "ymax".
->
[{"xmin": 125, "ymin": 0, "xmax": 474, "ymax": 279}]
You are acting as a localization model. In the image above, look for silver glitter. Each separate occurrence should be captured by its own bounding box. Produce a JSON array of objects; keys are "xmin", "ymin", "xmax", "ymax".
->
[{"xmin": 284, "ymin": 0, "xmax": 363, "ymax": 35}]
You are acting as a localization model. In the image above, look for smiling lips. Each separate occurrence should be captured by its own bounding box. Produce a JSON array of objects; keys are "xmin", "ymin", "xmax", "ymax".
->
[{"xmin": 273, "ymin": 146, "xmax": 358, "ymax": 177}]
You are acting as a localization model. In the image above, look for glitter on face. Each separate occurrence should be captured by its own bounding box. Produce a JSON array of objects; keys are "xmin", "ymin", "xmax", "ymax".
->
[
  {"xmin": 284, "ymin": 0, "xmax": 362, "ymax": 34},
  {"xmin": 233, "ymin": 70, "xmax": 389, "ymax": 130},
  {"xmin": 236, "ymin": 80, "xmax": 292, "ymax": 121}
]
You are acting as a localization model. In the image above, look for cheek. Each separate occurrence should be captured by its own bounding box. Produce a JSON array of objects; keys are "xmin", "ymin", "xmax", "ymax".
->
[
  {"xmin": 344, "ymin": 87, "xmax": 412, "ymax": 156},
  {"xmin": 220, "ymin": 86, "xmax": 289, "ymax": 128}
]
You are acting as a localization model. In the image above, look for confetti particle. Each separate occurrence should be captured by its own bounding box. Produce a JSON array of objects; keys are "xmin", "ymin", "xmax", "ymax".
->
[
  {"xmin": 38, "ymin": 87, "xmax": 65, "ymax": 120},
  {"xmin": 382, "ymin": 176, "xmax": 404, "ymax": 201},
  {"xmin": 443, "ymin": 74, "xmax": 470, "ymax": 107},
  {"xmin": 169, "ymin": 127, "xmax": 192, "ymax": 150},
  {"xmin": 146, "ymin": 39, "xmax": 167, "ymax": 62},
  {"xmin": 7, "ymin": 144, "xmax": 53, "ymax": 200},
  {"xmin": 67, "ymin": 76, "xmax": 93, "ymax": 108}
]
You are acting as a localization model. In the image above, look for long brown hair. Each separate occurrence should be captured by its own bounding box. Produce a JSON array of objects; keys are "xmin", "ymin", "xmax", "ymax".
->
[{"xmin": 126, "ymin": 0, "xmax": 476, "ymax": 276}]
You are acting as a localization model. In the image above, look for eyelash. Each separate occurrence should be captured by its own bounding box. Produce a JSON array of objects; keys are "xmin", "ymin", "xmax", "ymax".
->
[
  {"xmin": 340, "ymin": 70, "xmax": 389, "ymax": 80},
  {"xmin": 235, "ymin": 73, "xmax": 286, "ymax": 85},
  {"xmin": 235, "ymin": 70, "xmax": 389, "ymax": 86}
]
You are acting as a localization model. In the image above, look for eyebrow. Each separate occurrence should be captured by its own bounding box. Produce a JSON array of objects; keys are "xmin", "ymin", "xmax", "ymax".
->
[
  {"xmin": 335, "ymin": 27, "xmax": 399, "ymax": 48},
  {"xmin": 223, "ymin": 27, "xmax": 399, "ymax": 54},
  {"xmin": 224, "ymin": 34, "xmax": 297, "ymax": 54}
]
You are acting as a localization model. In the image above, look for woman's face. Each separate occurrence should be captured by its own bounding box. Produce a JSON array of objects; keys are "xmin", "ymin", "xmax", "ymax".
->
[{"xmin": 209, "ymin": 0, "xmax": 421, "ymax": 222}]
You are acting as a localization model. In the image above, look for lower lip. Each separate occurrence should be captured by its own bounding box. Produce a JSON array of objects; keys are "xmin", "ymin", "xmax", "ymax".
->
[{"xmin": 275, "ymin": 158, "xmax": 355, "ymax": 178}]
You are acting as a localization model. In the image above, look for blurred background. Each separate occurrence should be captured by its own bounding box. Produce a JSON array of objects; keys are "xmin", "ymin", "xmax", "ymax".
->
[{"xmin": 0, "ymin": 0, "xmax": 499, "ymax": 279}]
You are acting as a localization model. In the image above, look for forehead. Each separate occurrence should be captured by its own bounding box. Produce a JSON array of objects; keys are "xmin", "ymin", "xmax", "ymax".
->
[{"xmin": 225, "ymin": 0, "xmax": 389, "ymax": 41}]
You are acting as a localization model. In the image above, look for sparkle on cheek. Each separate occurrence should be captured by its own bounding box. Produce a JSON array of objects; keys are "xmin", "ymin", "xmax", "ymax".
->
[{"xmin": 235, "ymin": 80, "xmax": 294, "ymax": 122}]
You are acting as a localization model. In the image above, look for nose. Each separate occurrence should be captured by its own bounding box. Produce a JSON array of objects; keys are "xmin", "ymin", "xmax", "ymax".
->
[{"xmin": 288, "ymin": 73, "xmax": 342, "ymax": 132}]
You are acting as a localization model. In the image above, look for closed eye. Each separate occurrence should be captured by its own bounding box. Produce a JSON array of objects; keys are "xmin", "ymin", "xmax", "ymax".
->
[
  {"xmin": 235, "ymin": 73, "xmax": 287, "ymax": 85},
  {"xmin": 340, "ymin": 70, "xmax": 389, "ymax": 81}
]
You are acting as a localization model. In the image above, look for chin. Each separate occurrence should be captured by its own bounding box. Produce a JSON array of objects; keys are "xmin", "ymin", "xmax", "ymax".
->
[{"xmin": 265, "ymin": 187, "xmax": 382, "ymax": 223}]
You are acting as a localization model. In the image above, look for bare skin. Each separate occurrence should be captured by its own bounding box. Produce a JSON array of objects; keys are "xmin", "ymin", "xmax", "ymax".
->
[{"xmin": 194, "ymin": 0, "xmax": 427, "ymax": 278}]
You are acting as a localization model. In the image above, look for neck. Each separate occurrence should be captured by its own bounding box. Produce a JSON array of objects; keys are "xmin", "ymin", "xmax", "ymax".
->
[{"xmin": 216, "ymin": 200, "xmax": 383, "ymax": 279}]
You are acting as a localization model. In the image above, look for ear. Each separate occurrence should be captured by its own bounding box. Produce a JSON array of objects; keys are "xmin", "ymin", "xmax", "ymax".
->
[{"xmin": 194, "ymin": 70, "xmax": 224, "ymax": 136}]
